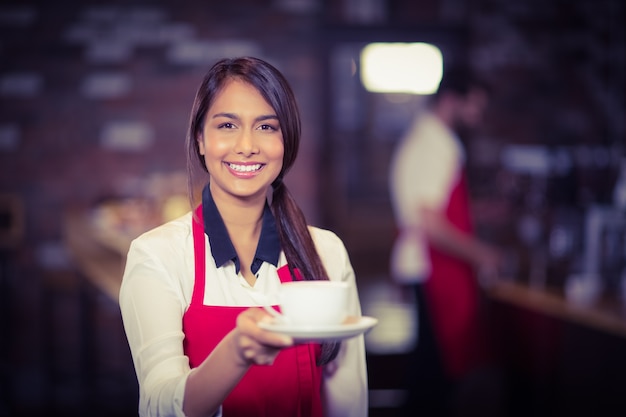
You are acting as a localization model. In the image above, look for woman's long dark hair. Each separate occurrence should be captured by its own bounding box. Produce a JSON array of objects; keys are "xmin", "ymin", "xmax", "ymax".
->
[{"xmin": 185, "ymin": 57, "xmax": 340, "ymax": 365}]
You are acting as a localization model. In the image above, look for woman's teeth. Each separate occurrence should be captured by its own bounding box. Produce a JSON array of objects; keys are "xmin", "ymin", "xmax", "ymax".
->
[{"xmin": 229, "ymin": 163, "xmax": 262, "ymax": 172}]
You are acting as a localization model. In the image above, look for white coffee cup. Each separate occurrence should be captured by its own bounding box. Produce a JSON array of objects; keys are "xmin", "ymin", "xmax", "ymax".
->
[{"xmin": 264, "ymin": 280, "xmax": 350, "ymax": 327}]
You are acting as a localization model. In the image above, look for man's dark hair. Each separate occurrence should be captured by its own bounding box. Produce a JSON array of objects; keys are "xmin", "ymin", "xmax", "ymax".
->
[{"xmin": 435, "ymin": 66, "xmax": 490, "ymax": 97}]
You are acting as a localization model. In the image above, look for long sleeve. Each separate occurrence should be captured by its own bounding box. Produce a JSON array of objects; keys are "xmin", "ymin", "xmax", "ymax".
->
[{"xmin": 119, "ymin": 216, "xmax": 195, "ymax": 417}]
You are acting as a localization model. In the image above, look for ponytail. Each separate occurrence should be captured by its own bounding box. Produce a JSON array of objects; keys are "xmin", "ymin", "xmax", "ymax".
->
[{"xmin": 271, "ymin": 181, "xmax": 340, "ymax": 365}]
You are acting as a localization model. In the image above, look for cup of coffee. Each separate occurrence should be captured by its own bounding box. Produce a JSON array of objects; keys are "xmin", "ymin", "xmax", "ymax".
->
[{"xmin": 265, "ymin": 280, "xmax": 350, "ymax": 327}]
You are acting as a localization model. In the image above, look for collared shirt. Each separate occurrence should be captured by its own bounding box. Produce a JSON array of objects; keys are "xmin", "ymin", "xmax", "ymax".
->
[
  {"xmin": 119, "ymin": 188, "xmax": 368, "ymax": 417},
  {"xmin": 202, "ymin": 184, "xmax": 280, "ymax": 275}
]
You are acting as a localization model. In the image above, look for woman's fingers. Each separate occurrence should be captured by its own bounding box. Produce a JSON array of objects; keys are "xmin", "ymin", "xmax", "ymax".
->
[{"xmin": 234, "ymin": 308, "xmax": 293, "ymax": 366}]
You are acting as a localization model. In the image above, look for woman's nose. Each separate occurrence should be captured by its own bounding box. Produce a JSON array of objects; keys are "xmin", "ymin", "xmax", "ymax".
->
[{"xmin": 234, "ymin": 130, "xmax": 259, "ymax": 156}]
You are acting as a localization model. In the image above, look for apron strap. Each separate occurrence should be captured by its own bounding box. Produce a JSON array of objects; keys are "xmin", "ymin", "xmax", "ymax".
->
[
  {"xmin": 192, "ymin": 205, "xmax": 206, "ymax": 306},
  {"xmin": 277, "ymin": 264, "xmax": 304, "ymax": 282}
]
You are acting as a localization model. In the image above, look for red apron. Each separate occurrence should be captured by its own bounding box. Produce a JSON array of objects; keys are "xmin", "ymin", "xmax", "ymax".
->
[
  {"xmin": 182, "ymin": 205, "xmax": 323, "ymax": 417},
  {"xmin": 424, "ymin": 173, "xmax": 492, "ymax": 379}
]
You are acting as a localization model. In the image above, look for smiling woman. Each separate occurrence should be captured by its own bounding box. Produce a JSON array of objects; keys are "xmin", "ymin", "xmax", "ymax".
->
[
  {"xmin": 197, "ymin": 79, "xmax": 285, "ymax": 202},
  {"xmin": 118, "ymin": 57, "xmax": 369, "ymax": 417}
]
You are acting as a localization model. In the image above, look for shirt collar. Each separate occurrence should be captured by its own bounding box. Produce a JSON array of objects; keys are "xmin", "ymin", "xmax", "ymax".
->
[{"xmin": 202, "ymin": 184, "xmax": 280, "ymax": 275}]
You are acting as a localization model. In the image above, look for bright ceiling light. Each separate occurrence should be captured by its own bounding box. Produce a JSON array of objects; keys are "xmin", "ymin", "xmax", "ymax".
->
[{"xmin": 360, "ymin": 42, "xmax": 443, "ymax": 94}]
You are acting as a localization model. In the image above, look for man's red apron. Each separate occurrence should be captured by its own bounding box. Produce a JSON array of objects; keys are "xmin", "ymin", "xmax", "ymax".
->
[
  {"xmin": 424, "ymin": 173, "xmax": 492, "ymax": 379},
  {"xmin": 182, "ymin": 205, "xmax": 323, "ymax": 416}
]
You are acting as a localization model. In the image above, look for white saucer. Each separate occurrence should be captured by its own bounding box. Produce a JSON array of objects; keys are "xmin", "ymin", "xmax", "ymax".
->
[{"xmin": 258, "ymin": 316, "xmax": 378, "ymax": 342}]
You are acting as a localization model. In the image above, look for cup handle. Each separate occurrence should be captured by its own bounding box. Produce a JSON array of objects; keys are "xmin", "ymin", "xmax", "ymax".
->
[{"xmin": 262, "ymin": 305, "xmax": 287, "ymax": 323}]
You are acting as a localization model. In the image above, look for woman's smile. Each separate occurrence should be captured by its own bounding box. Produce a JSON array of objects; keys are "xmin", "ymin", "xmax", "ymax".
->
[{"xmin": 226, "ymin": 162, "xmax": 264, "ymax": 176}]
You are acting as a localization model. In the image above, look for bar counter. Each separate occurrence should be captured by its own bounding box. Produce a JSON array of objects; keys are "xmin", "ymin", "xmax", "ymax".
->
[
  {"xmin": 64, "ymin": 206, "xmax": 134, "ymax": 301},
  {"xmin": 64, "ymin": 206, "xmax": 626, "ymax": 339}
]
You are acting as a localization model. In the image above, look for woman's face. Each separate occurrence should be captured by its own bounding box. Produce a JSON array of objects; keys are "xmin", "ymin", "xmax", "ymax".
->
[{"xmin": 198, "ymin": 78, "xmax": 284, "ymax": 203}]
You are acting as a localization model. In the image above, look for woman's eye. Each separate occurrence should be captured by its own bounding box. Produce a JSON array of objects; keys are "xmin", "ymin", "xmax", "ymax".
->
[
  {"xmin": 259, "ymin": 124, "xmax": 277, "ymax": 131},
  {"xmin": 219, "ymin": 122, "xmax": 235, "ymax": 129}
]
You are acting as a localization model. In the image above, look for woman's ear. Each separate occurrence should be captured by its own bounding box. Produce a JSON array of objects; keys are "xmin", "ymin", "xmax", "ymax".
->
[{"xmin": 197, "ymin": 133, "xmax": 205, "ymax": 156}]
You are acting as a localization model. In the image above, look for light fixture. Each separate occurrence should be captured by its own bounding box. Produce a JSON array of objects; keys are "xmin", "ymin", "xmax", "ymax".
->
[{"xmin": 360, "ymin": 42, "xmax": 443, "ymax": 94}]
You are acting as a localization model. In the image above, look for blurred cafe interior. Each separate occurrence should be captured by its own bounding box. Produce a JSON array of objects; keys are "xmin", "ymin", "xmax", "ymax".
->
[{"xmin": 0, "ymin": 0, "xmax": 624, "ymax": 416}]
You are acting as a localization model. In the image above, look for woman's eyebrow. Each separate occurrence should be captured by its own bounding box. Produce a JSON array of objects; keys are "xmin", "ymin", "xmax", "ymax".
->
[
  {"xmin": 211, "ymin": 113, "xmax": 278, "ymax": 122},
  {"xmin": 256, "ymin": 114, "xmax": 279, "ymax": 122},
  {"xmin": 211, "ymin": 112, "xmax": 238, "ymax": 120}
]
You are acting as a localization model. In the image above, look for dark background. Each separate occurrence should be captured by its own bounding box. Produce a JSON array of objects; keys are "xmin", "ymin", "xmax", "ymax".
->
[{"xmin": 0, "ymin": 0, "xmax": 624, "ymax": 416}]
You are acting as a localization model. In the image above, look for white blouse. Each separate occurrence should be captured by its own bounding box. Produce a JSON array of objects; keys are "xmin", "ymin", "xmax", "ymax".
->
[
  {"xmin": 388, "ymin": 112, "xmax": 465, "ymax": 283},
  {"xmin": 119, "ymin": 211, "xmax": 368, "ymax": 417}
]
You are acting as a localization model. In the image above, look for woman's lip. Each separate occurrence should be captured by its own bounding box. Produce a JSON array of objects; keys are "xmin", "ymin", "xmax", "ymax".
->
[{"xmin": 225, "ymin": 162, "xmax": 264, "ymax": 176}]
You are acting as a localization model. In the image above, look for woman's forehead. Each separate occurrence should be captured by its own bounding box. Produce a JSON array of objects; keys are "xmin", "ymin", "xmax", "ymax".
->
[{"xmin": 208, "ymin": 79, "xmax": 274, "ymax": 114}]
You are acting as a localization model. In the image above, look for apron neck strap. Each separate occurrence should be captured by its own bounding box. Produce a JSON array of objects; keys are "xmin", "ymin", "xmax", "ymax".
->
[{"xmin": 192, "ymin": 205, "xmax": 206, "ymax": 305}]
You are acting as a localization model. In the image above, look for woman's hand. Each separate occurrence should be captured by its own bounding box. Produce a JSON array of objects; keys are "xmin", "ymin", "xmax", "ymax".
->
[
  {"xmin": 230, "ymin": 307, "xmax": 294, "ymax": 367},
  {"xmin": 183, "ymin": 308, "xmax": 294, "ymax": 416}
]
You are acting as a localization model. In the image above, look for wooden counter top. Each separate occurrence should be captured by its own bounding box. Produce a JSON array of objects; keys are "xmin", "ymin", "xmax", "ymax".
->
[{"xmin": 486, "ymin": 279, "xmax": 626, "ymax": 338}]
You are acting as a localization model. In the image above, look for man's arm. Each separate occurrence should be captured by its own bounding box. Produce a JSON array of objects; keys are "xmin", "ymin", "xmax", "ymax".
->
[{"xmin": 418, "ymin": 206, "xmax": 502, "ymax": 285}]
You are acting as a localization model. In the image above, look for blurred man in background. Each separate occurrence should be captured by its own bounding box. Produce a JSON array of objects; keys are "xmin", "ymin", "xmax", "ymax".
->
[{"xmin": 389, "ymin": 67, "xmax": 503, "ymax": 417}]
